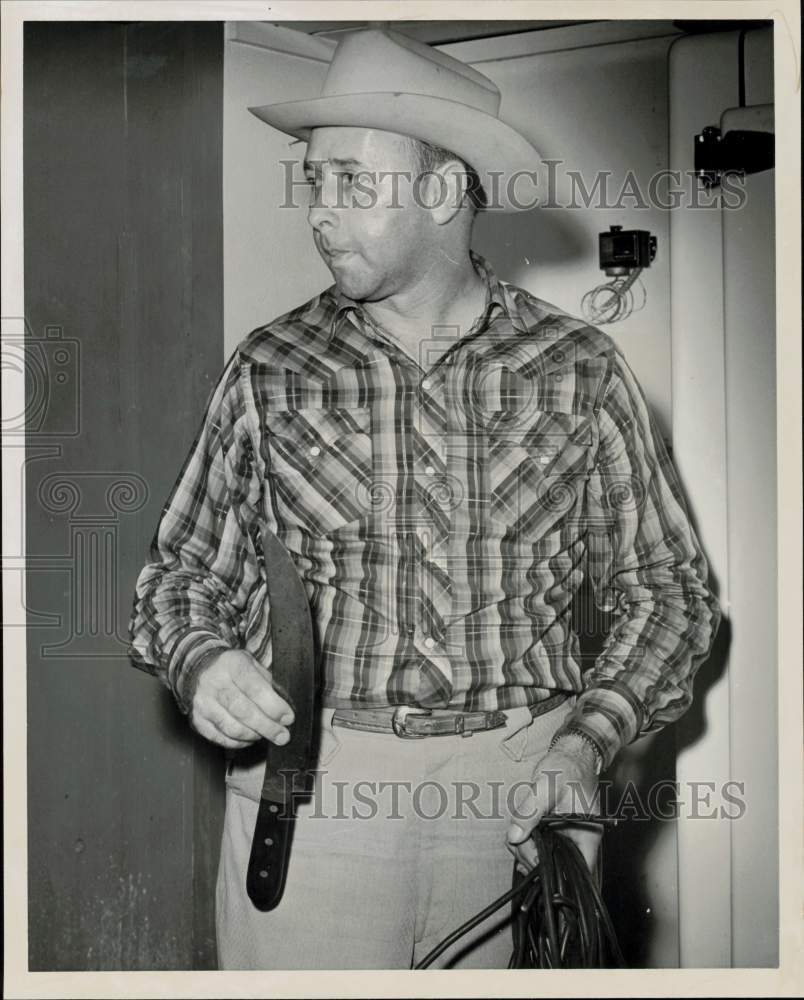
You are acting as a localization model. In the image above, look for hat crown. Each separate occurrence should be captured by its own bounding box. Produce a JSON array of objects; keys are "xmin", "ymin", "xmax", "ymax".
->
[
  {"xmin": 321, "ymin": 28, "xmax": 501, "ymax": 116},
  {"xmin": 247, "ymin": 25, "xmax": 546, "ymax": 211}
]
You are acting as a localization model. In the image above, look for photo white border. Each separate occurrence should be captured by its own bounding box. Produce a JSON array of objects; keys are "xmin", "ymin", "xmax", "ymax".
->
[{"xmin": 2, "ymin": 2, "xmax": 801, "ymax": 997}]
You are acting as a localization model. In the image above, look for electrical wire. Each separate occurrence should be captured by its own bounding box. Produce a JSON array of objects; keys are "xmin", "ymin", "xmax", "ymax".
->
[
  {"xmin": 414, "ymin": 815, "xmax": 625, "ymax": 970},
  {"xmin": 581, "ymin": 268, "xmax": 646, "ymax": 325}
]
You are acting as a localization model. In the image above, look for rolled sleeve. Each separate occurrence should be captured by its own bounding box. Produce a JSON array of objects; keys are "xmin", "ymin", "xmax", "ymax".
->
[
  {"xmin": 557, "ymin": 353, "xmax": 721, "ymax": 768},
  {"xmin": 128, "ymin": 350, "xmax": 270, "ymax": 714}
]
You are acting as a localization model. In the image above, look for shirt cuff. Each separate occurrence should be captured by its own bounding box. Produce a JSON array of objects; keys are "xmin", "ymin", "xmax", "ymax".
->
[
  {"xmin": 552, "ymin": 684, "xmax": 644, "ymax": 771},
  {"xmin": 166, "ymin": 629, "xmax": 235, "ymax": 715}
]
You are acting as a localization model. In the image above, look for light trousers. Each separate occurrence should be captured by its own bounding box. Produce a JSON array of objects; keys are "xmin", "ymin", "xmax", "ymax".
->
[{"xmin": 216, "ymin": 697, "xmax": 574, "ymax": 969}]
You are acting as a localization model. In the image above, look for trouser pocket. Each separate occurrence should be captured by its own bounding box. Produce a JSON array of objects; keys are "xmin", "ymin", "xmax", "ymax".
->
[
  {"xmin": 498, "ymin": 696, "xmax": 575, "ymax": 763},
  {"xmin": 224, "ymin": 708, "xmax": 342, "ymax": 802}
]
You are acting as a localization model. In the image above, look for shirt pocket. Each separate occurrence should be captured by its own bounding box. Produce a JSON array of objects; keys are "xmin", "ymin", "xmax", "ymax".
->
[
  {"xmin": 263, "ymin": 406, "xmax": 374, "ymax": 535},
  {"xmin": 487, "ymin": 410, "xmax": 593, "ymax": 535}
]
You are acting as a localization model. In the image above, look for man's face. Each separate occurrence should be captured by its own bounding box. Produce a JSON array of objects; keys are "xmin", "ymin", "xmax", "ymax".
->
[{"xmin": 304, "ymin": 126, "xmax": 433, "ymax": 303}]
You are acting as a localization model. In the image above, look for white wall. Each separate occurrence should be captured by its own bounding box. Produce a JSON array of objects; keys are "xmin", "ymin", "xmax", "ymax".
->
[
  {"xmin": 668, "ymin": 27, "xmax": 737, "ymax": 969},
  {"xmin": 453, "ymin": 31, "xmax": 676, "ymax": 437},
  {"xmin": 223, "ymin": 24, "xmax": 331, "ymax": 352},
  {"xmin": 670, "ymin": 26, "xmax": 777, "ymax": 968}
]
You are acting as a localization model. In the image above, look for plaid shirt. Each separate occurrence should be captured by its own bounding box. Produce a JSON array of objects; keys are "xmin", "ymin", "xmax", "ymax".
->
[{"xmin": 128, "ymin": 253, "xmax": 720, "ymax": 768}]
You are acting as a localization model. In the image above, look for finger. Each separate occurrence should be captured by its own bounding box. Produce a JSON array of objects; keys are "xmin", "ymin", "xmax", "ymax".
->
[
  {"xmin": 507, "ymin": 786, "xmax": 539, "ymax": 844},
  {"xmin": 506, "ymin": 836, "xmax": 538, "ymax": 877},
  {"xmin": 507, "ymin": 769, "xmax": 555, "ymax": 845},
  {"xmin": 512, "ymin": 837, "xmax": 539, "ymax": 871},
  {"xmin": 190, "ymin": 711, "xmax": 254, "ymax": 750},
  {"xmin": 197, "ymin": 695, "xmax": 287, "ymax": 747},
  {"xmin": 216, "ymin": 687, "xmax": 290, "ymax": 744},
  {"xmin": 232, "ymin": 657, "xmax": 295, "ymax": 725},
  {"xmin": 206, "ymin": 700, "xmax": 266, "ymax": 741},
  {"xmin": 562, "ymin": 826, "xmax": 602, "ymax": 873}
]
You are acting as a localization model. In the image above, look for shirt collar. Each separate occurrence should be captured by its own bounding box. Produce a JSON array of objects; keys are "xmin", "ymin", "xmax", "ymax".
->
[{"xmin": 327, "ymin": 250, "xmax": 513, "ymax": 345}]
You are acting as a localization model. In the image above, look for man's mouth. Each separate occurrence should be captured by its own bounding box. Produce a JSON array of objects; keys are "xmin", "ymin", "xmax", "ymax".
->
[
  {"xmin": 321, "ymin": 243, "xmax": 351, "ymax": 258},
  {"xmin": 323, "ymin": 246, "xmax": 353, "ymax": 265}
]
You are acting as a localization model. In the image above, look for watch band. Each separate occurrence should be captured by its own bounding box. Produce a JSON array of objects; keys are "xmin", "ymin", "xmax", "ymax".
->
[{"xmin": 549, "ymin": 727, "xmax": 604, "ymax": 774}]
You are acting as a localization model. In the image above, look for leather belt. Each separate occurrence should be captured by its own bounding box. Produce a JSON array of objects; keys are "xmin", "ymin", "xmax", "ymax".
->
[
  {"xmin": 246, "ymin": 527, "xmax": 319, "ymax": 912},
  {"xmin": 332, "ymin": 705, "xmax": 508, "ymax": 738}
]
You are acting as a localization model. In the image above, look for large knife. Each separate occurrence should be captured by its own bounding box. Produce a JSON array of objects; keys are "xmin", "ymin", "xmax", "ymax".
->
[{"xmin": 246, "ymin": 527, "xmax": 319, "ymax": 911}]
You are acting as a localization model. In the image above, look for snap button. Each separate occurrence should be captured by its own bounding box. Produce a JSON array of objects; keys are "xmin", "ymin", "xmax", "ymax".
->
[
  {"xmin": 421, "ymin": 378, "xmax": 432, "ymax": 390},
  {"xmin": 552, "ymin": 351, "xmax": 564, "ymax": 364},
  {"xmin": 425, "ymin": 465, "xmax": 436, "ymax": 476},
  {"xmin": 554, "ymin": 373, "xmax": 564, "ymax": 382},
  {"xmin": 309, "ymin": 445, "xmax": 321, "ymax": 457},
  {"xmin": 539, "ymin": 454, "xmax": 551, "ymax": 465},
  {"xmin": 424, "ymin": 637, "xmax": 436, "ymax": 649}
]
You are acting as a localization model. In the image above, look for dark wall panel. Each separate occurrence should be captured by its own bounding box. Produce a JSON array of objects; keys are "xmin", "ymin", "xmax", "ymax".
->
[{"xmin": 24, "ymin": 21, "xmax": 225, "ymax": 970}]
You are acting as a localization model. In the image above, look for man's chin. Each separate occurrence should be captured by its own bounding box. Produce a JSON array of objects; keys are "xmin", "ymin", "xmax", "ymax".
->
[{"xmin": 332, "ymin": 275, "xmax": 372, "ymax": 302}]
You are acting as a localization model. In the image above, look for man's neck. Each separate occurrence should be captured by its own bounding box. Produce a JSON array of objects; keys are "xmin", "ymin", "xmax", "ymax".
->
[{"xmin": 361, "ymin": 252, "xmax": 488, "ymax": 364}]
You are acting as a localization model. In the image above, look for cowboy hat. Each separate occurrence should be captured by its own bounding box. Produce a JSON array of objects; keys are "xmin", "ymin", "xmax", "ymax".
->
[{"xmin": 248, "ymin": 27, "xmax": 547, "ymax": 211}]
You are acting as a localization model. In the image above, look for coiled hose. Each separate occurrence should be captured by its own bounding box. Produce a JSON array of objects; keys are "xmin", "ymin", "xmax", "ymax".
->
[{"xmin": 415, "ymin": 815, "xmax": 625, "ymax": 969}]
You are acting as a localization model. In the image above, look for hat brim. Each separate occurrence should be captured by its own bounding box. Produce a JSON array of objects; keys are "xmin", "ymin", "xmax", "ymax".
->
[{"xmin": 248, "ymin": 92, "xmax": 548, "ymax": 212}]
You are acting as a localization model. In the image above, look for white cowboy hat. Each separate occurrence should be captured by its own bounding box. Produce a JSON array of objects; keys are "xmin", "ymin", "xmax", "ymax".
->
[{"xmin": 248, "ymin": 27, "xmax": 547, "ymax": 212}]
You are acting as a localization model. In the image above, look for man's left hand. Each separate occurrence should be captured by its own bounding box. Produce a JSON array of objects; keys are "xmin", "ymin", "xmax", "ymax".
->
[{"xmin": 506, "ymin": 734, "xmax": 602, "ymax": 874}]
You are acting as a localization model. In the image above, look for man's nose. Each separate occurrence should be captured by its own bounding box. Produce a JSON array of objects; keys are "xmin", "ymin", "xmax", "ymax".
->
[
  {"xmin": 308, "ymin": 175, "xmax": 342, "ymax": 229},
  {"xmin": 308, "ymin": 200, "xmax": 336, "ymax": 231}
]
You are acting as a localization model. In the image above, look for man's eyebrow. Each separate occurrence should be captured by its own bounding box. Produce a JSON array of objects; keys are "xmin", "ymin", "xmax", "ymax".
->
[{"xmin": 303, "ymin": 157, "xmax": 367, "ymax": 172}]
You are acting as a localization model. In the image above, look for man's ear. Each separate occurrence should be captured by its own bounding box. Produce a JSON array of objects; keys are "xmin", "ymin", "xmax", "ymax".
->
[{"xmin": 423, "ymin": 161, "xmax": 469, "ymax": 226}]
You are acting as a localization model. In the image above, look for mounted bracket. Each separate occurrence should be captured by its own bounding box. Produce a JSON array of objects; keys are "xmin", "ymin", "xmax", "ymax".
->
[{"xmin": 695, "ymin": 103, "xmax": 774, "ymax": 189}]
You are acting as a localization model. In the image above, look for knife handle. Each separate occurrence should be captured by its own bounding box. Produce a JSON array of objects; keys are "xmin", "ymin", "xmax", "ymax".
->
[{"xmin": 246, "ymin": 796, "xmax": 295, "ymax": 911}]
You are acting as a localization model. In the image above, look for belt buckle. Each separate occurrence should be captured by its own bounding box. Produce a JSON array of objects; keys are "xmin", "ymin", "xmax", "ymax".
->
[{"xmin": 391, "ymin": 706, "xmax": 431, "ymax": 739}]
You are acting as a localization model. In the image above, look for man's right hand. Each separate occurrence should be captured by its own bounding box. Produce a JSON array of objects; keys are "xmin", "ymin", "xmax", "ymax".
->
[{"xmin": 189, "ymin": 649, "xmax": 295, "ymax": 749}]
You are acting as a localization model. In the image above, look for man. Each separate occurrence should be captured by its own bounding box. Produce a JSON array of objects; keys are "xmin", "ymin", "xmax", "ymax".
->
[{"xmin": 129, "ymin": 27, "xmax": 720, "ymax": 969}]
